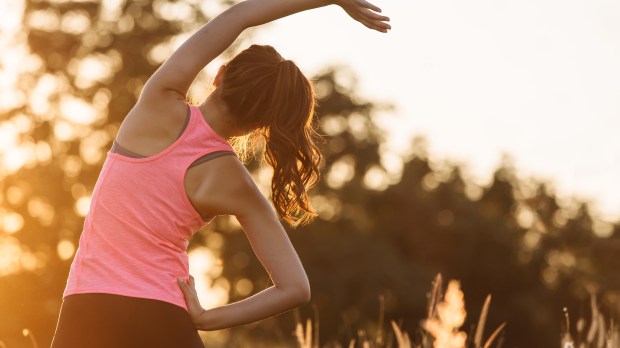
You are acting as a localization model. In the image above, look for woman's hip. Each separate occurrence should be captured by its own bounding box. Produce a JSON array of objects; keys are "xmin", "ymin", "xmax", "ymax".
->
[{"xmin": 50, "ymin": 293, "xmax": 204, "ymax": 348}]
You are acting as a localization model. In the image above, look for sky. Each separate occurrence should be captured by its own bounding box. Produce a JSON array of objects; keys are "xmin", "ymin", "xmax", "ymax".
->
[
  {"xmin": 0, "ymin": 0, "xmax": 618, "ymax": 223},
  {"xmin": 250, "ymin": 0, "xmax": 620, "ymax": 223}
]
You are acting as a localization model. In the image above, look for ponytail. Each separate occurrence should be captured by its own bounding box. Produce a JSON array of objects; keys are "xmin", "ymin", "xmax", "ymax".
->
[{"xmin": 218, "ymin": 45, "xmax": 322, "ymax": 227}]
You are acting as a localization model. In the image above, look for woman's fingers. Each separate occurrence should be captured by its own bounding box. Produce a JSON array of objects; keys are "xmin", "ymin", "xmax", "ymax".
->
[
  {"xmin": 178, "ymin": 277, "xmax": 189, "ymax": 293},
  {"xmin": 361, "ymin": 8, "xmax": 390, "ymax": 22},
  {"xmin": 358, "ymin": 0, "xmax": 382, "ymax": 13},
  {"xmin": 357, "ymin": 4, "xmax": 391, "ymax": 32},
  {"xmin": 338, "ymin": 0, "xmax": 391, "ymax": 33},
  {"xmin": 178, "ymin": 277, "xmax": 195, "ymax": 298},
  {"xmin": 360, "ymin": 18, "xmax": 390, "ymax": 33}
]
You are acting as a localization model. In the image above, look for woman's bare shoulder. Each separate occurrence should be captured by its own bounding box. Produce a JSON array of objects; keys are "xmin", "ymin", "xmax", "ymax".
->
[
  {"xmin": 192, "ymin": 155, "xmax": 268, "ymax": 217},
  {"xmin": 115, "ymin": 99, "xmax": 188, "ymax": 157}
]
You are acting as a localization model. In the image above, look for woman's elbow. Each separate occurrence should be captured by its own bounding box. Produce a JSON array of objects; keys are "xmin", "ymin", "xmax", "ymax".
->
[
  {"xmin": 284, "ymin": 281, "xmax": 311, "ymax": 306},
  {"xmin": 296, "ymin": 283, "xmax": 311, "ymax": 305}
]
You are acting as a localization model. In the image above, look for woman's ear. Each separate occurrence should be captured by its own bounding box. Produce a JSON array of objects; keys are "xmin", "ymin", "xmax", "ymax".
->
[{"xmin": 214, "ymin": 64, "xmax": 226, "ymax": 87}]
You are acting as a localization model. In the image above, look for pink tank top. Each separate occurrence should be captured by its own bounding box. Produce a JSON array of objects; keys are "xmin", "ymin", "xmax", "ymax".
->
[{"xmin": 63, "ymin": 105, "xmax": 235, "ymax": 310}]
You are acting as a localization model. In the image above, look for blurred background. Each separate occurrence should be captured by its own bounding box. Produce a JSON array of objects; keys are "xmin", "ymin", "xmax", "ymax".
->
[{"xmin": 0, "ymin": 0, "xmax": 619, "ymax": 347}]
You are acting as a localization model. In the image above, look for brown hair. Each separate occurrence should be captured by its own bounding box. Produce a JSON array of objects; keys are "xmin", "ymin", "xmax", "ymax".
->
[{"xmin": 217, "ymin": 44, "xmax": 322, "ymax": 227}]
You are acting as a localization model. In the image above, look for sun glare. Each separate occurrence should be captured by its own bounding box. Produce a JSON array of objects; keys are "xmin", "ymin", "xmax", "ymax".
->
[
  {"xmin": 0, "ymin": 1, "xmax": 24, "ymax": 34},
  {"xmin": 60, "ymin": 96, "xmax": 98, "ymax": 125},
  {"xmin": 0, "ymin": 236, "xmax": 22, "ymax": 276},
  {"xmin": 188, "ymin": 246, "xmax": 229, "ymax": 309}
]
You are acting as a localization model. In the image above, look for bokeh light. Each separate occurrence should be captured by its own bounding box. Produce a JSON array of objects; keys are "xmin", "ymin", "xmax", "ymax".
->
[
  {"xmin": 2, "ymin": 212, "xmax": 24, "ymax": 234},
  {"xmin": 56, "ymin": 240, "xmax": 75, "ymax": 261}
]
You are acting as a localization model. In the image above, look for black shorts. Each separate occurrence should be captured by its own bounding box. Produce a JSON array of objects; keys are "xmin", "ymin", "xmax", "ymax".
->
[{"xmin": 50, "ymin": 293, "xmax": 205, "ymax": 348}]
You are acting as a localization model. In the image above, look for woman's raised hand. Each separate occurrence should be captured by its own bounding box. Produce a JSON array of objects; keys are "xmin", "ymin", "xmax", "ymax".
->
[
  {"xmin": 334, "ymin": 0, "xmax": 391, "ymax": 33},
  {"xmin": 177, "ymin": 275, "xmax": 206, "ymax": 328}
]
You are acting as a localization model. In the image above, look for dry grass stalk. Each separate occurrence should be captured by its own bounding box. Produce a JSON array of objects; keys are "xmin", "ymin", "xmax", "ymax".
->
[
  {"xmin": 391, "ymin": 320, "xmax": 412, "ymax": 348},
  {"xmin": 562, "ymin": 308, "xmax": 576, "ymax": 348},
  {"xmin": 587, "ymin": 294, "xmax": 599, "ymax": 345},
  {"xmin": 295, "ymin": 318, "xmax": 313, "ymax": 348},
  {"xmin": 563, "ymin": 293, "xmax": 620, "ymax": 348},
  {"xmin": 22, "ymin": 329, "xmax": 38, "ymax": 348},
  {"xmin": 428, "ymin": 274, "xmax": 443, "ymax": 320},
  {"xmin": 606, "ymin": 320, "xmax": 619, "ymax": 348},
  {"xmin": 483, "ymin": 323, "xmax": 507, "ymax": 348},
  {"xmin": 474, "ymin": 295, "xmax": 492, "ymax": 348},
  {"xmin": 376, "ymin": 294, "xmax": 385, "ymax": 346}
]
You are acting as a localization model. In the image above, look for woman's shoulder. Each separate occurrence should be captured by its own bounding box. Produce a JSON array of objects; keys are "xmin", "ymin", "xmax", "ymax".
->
[
  {"xmin": 115, "ymin": 99, "xmax": 189, "ymax": 157},
  {"xmin": 191, "ymin": 155, "xmax": 265, "ymax": 216}
]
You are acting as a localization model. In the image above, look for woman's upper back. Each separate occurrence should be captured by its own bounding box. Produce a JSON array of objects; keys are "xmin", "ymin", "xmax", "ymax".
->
[{"xmin": 63, "ymin": 102, "xmax": 237, "ymax": 308}]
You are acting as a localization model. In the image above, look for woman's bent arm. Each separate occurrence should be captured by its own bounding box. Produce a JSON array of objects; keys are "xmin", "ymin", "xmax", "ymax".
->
[
  {"xmin": 178, "ymin": 156, "xmax": 310, "ymax": 330},
  {"xmin": 141, "ymin": 0, "xmax": 390, "ymax": 102}
]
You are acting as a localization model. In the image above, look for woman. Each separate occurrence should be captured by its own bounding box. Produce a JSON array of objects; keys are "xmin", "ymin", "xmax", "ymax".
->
[{"xmin": 51, "ymin": 0, "xmax": 390, "ymax": 347}]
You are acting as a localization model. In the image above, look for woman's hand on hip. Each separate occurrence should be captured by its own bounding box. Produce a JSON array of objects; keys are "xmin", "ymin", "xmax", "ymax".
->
[
  {"xmin": 177, "ymin": 275, "xmax": 206, "ymax": 328},
  {"xmin": 334, "ymin": 0, "xmax": 391, "ymax": 33}
]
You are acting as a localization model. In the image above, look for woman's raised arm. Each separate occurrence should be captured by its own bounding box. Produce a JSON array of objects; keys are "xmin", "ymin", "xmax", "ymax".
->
[{"xmin": 141, "ymin": 0, "xmax": 390, "ymax": 102}]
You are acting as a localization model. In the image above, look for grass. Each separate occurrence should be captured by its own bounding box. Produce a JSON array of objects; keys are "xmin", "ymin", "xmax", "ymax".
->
[
  {"xmin": 561, "ymin": 293, "xmax": 620, "ymax": 348},
  {"xmin": 4, "ymin": 274, "xmax": 619, "ymax": 347},
  {"xmin": 293, "ymin": 274, "xmax": 620, "ymax": 348},
  {"xmin": 294, "ymin": 273, "xmax": 506, "ymax": 348}
]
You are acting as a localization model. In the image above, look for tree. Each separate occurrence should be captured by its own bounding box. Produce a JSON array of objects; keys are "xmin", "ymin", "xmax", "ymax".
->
[{"xmin": 0, "ymin": 1, "xmax": 239, "ymax": 346}]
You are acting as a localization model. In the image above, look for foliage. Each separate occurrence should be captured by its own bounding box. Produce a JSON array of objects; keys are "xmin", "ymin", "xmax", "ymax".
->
[
  {"xmin": 0, "ymin": 0, "xmax": 239, "ymax": 346},
  {"xmin": 214, "ymin": 67, "xmax": 620, "ymax": 347}
]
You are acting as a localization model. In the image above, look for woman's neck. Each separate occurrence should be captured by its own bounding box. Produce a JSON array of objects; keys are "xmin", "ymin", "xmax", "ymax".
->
[{"xmin": 198, "ymin": 94, "xmax": 243, "ymax": 140}]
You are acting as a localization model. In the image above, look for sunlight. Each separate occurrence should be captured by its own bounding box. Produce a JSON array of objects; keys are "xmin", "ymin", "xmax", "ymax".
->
[
  {"xmin": 379, "ymin": 149, "xmax": 403, "ymax": 184},
  {"xmin": 0, "ymin": 1, "xmax": 24, "ymax": 34},
  {"xmin": 515, "ymin": 204, "xmax": 536, "ymax": 229},
  {"xmin": 101, "ymin": 0, "xmax": 126, "ymax": 22},
  {"xmin": 523, "ymin": 230, "xmax": 542, "ymax": 250},
  {"xmin": 0, "ymin": 123, "xmax": 18, "ymax": 151},
  {"xmin": 74, "ymin": 196, "xmax": 91, "ymax": 217},
  {"xmin": 154, "ymin": 0, "xmax": 193, "ymax": 22},
  {"xmin": 80, "ymin": 129, "xmax": 111, "ymax": 165},
  {"xmin": 326, "ymin": 155, "xmax": 355, "ymax": 189},
  {"xmin": 2, "ymin": 211, "xmax": 24, "ymax": 234},
  {"xmin": 62, "ymin": 155, "xmax": 83, "ymax": 178},
  {"xmin": 6, "ymin": 185, "xmax": 26, "ymax": 206},
  {"xmin": 0, "ymin": 236, "xmax": 22, "ymax": 277},
  {"xmin": 30, "ymin": 74, "xmax": 59, "ymax": 117},
  {"xmin": 310, "ymin": 194, "xmax": 342, "ymax": 221},
  {"xmin": 35, "ymin": 141, "xmax": 53, "ymax": 165},
  {"xmin": 60, "ymin": 96, "xmax": 98, "ymax": 125},
  {"xmin": 422, "ymin": 172, "xmax": 440, "ymax": 192},
  {"xmin": 2, "ymin": 145, "xmax": 33, "ymax": 174},
  {"xmin": 592, "ymin": 219, "xmax": 614, "ymax": 238},
  {"xmin": 234, "ymin": 278, "xmax": 253, "ymax": 297},
  {"xmin": 57, "ymin": 240, "xmax": 76, "ymax": 261},
  {"xmin": 320, "ymin": 115, "xmax": 347, "ymax": 136},
  {"xmin": 73, "ymin": 54, "xmax": 117, "ymax": 89},
  {"xmin": 27, "ymin": 9, "xmax": 60, "ymax": 31},
  {"xmin": 53, "ymin": 121, "xmax": 77, "ymax": 141},
  {"xmin": 60, "ymin": 10, "xmax": 90, "ymax": 34},
  {"xmin": 347, "ymin": 112, "xmax": 369, "ymax": 141},
  {"xmin": 363, "ymin": 165, "xmax": 390, "ymax": 191},
  {"xmin": 188, "ymin": 247, "xmax": 229, "ymax": 310},
  {"xmin": 28, "ymin": 197, "xmax": 56, "ymax": 226}
]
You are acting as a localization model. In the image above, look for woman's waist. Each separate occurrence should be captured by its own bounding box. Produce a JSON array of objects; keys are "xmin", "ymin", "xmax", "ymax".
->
[
  {"xmin": 65, "ymin": 252, "xmax": 189, "ymax": 310},
  {"xmin": 63, "ymin": 289, "xmax": 188, "ymax": 312}
]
